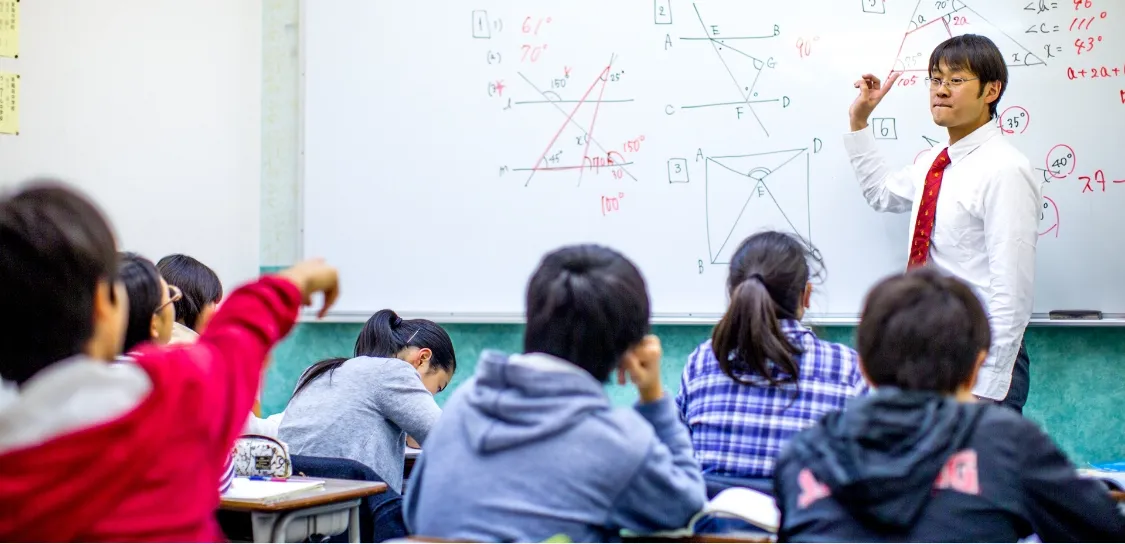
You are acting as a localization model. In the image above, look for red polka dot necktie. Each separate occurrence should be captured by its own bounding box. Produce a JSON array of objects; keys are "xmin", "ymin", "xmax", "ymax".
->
[{"xmin": 908, "ymin": 148, "xmax": 951, "ymax": 269}]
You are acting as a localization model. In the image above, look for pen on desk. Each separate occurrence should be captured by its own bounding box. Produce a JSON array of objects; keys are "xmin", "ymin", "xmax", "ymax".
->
[{"xmin": 247, "ymin": 475, "xmax": 289, "ymax": 482}]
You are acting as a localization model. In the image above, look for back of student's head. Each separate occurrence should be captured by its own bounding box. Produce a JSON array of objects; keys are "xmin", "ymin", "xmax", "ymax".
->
[
  {"xmin": 0, "ymin": 181, "xmax": 120, "ymax": 385},
  {"xmin": 156, "ymin": 253, "xmax": 222, "ymax": 331},
  {"xmin": 118, "ymin": 252, "xmax": 165, "ymax": 353},
  {"xmin": 711, "ymin": 231, "xmax": 823, "ymax": 386},
  {"xmin": 292, "ymin": 309, "xmax": 456, "ymax": 397},
  {"xmin": 857, "ymin": 267, "xmax": 991, "ymax": 393},
  {"xmin": 523, "ymin": 244, "xmax": 650, "ymax": 383}
]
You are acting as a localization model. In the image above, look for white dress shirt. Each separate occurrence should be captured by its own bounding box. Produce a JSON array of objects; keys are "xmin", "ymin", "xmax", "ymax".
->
[{"xmin": 843, "ymin": 123, "xmax": 1042, "ymax": 400}]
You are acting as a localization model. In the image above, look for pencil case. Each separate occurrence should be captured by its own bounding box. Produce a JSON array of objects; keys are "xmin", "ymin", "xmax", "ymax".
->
[{"xmin": 232, "ymin": 434, "xmax": 293, "ymax": 478}]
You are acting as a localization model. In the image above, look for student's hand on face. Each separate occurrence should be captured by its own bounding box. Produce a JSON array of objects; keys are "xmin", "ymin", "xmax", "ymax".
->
[
  {"xmin": 278, "ymin": 259, "xmax": 340, "ymax": 318},
  {"xmin": 849, "ymin": 72, "xmax": 901, "ymax": 130},
  {"xmin": 617, "ymin": 334, "xmax": 664, "ymax": 403}
]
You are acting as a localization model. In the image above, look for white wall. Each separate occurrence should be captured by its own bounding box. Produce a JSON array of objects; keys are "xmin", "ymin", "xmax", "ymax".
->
[{"xmin": 0, "ymin": 0, "xmax": 262, "ymax": 290}]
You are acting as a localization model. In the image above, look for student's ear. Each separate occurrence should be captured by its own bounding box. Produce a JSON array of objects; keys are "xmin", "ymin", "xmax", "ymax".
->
[
  {"xmin": 412, "ymin": 347, "xmax": 433, "ymax": 369},
  {"xmin": 802, "ymin": 282, "xmax": 813, "ymax": 309},
  {"xmin": 150, "ymin": 314, "xmax": 160, "ymax": 340},
  {"xmin": 89, "ymin": 280, "xmax": 127, "ymax": 361}
]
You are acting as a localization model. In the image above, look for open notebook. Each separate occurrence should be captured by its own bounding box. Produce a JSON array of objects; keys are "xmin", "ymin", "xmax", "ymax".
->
[
  {"xmin": 621, "ymin": 487, "xmax": 779, "ymax": 538},
  {"xmin": 221, "ymin": 477, "xmax": 325, "ymax": 501}
]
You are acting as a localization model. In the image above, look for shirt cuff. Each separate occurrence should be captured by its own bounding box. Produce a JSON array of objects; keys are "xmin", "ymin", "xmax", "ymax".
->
[
  {"xmin": 842, "ymin": 127, "xmax": 879, "ymax": 157},
  {"xmin": 971, "ymin": 348, "xmax": 1017, "ymax": 401}
]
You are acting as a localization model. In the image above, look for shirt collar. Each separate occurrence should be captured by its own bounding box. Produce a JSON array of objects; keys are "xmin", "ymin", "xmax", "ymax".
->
[
  {"xmin": 945, "ymin": 122, "xmax": 1000, "ymax": 167},
  {"xmin": 778, "ymin": 318, "xmax": 811, "ymax": 336}
]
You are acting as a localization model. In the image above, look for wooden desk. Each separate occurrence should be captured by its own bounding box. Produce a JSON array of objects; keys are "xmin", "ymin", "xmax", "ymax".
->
[{"xmin": 220, "ymin": 478, "xmax": 387, "ymax": 543}]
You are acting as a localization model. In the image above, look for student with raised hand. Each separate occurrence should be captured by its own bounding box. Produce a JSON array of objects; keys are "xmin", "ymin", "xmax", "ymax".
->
[
  {"xmin": 404, "ymin": 244, "xmax": 707, "ymax": 543},
  {"xmin": 677, "ymin": 231, "xmax": 867, "ymax": 493},
  {"xmin": 279, "ymin": 309, "xmax": 456, "ymax": 494},
  {"xmin": 774, "ymin": 268, "xmax": 1125, "ymax": 542},
  {"xmin": 156, "ymin": 253, "xmax": 224, "ymax": 343},
  {"xmin": 116, "ymin": 252, "xmax": 179, "ymax": 356},
  {"xmin": 0, "ymin": 181, "xmax": 339, "ymax": 542}
]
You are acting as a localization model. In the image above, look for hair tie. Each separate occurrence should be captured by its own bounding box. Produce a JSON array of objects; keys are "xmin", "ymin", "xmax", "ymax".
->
[
  {"xmin": 393, "ymin": 316, "xmax": 403, "ymax": 327},
  {"xmin": 747, "ymin": 273, "xmax": 765, "ymax": 283}
]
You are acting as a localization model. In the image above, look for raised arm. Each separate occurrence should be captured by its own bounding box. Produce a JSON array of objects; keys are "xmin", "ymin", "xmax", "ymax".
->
[
  {"xmin": 844, "ymin": 72, "xmax": 919, "ymax": 214},
  {"xmin": 137, "ymin": 260, "xmax": 338, "ymax": 460}
]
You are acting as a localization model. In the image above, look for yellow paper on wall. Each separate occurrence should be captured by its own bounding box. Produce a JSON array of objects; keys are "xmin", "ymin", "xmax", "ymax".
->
[
  {"xmin": 0, "ymin": 72, "xmax": 18, "ymax": 134},
  {"xmin": 0, "ymin": 0, "xmax": 18, "ymax": 58}
]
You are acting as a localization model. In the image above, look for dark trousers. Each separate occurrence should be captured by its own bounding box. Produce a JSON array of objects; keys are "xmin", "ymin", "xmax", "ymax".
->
[{"xmin": 1000, "ymin": 341, "xmax": 1031, "ymax": 414}]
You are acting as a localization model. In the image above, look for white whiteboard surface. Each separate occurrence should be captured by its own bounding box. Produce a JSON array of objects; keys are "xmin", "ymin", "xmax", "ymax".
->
[
  {"xmin": 0, "ymin": 1, "xmax": 262, "ymax": 291},
  {"xmin": 302, "ymin": 0, "xmax": 1125, "ymax": 323}
]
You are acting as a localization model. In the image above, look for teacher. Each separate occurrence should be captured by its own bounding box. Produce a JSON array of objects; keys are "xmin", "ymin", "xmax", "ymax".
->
[{"xmin": 842, "ymin": 34, "xmax": 1041, "ymax": 413}]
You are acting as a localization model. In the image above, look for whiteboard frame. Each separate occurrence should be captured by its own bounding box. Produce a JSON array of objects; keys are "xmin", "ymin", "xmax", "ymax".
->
[
  {"xmin": 295, "ymin": 0, "xmax": 1124, "ymax": 328},
  {"xmin": 297, "ymin": 310, "xmax": 1125, "ymax": 327}
]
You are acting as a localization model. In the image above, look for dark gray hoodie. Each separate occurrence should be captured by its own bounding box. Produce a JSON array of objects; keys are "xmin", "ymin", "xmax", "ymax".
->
[
  {"xmin": 775, "ymin": 388, "xmax": 1125, "ymax": 542},
  {"xmin": 403, "ymin": 351, "xmax": 707, "ymax": 542}
]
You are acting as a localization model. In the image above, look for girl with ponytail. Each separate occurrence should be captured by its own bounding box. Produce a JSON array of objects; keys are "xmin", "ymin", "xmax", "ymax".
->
[
  {"xmin": 675, "ymin": 231, "xmax": 868, "ymax": 487},
  {"xmin": 278, "ymin": 309, "xmax": 457, "ymax": 503}
]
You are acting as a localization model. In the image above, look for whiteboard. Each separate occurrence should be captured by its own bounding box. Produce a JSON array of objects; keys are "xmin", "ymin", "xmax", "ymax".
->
[
  {"xmin": 0, "ymin": 1, "xmax": 261, "ymax": 291},
  {"xmin": 302, "ymin": 0, "xmax": 1125, "ymax": 323}
]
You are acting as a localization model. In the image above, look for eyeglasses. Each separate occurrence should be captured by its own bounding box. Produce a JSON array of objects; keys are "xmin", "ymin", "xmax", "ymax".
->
[
  {"xmin": 154, "ymin": 284, "xmax": 182, "ymax": 315},
  {"xmin": 925, "ymin": 77, "xmax": 978, "ymax": 90}
]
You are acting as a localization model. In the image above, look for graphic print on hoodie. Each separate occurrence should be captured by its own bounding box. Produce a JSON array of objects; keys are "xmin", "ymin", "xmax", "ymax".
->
[
  {"xmin": 774, "ymin": 388, "xmax": 1125, "ymax": 542},
  {"xmin": 403, "ymin": 351, "xmax": 707, "ymax": 542}
]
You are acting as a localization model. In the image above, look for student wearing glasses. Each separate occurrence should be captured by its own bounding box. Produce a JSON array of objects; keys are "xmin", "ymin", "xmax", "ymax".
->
[{"xmin": 844, "ymin": 34, "xmax": 1041, "ymax": 412}]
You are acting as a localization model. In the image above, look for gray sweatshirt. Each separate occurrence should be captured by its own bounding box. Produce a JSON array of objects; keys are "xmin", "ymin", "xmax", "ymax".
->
[{"xmin": 278, "ymin": 356, "xmax": 441, "ymax": 491}]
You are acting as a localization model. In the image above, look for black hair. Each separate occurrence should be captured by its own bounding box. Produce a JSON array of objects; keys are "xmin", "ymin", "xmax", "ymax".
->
[
  {"xmin": 0, "ymin": 181, "xmax": 119, "ymax": 385},
  {"xmin": 929, "ymin": 34, "xmax": 1008, "ymax": 119},
  {"xmin": 156, "ymin": 253, "xmax": 223, "ymax": 331},
  {"xmin": 292, "ymin": 309, "xmax": 457, "ymax": 397},
  {"xmin": 857, "ymin": 267, "xmax": 991, "ymax": 393},
  {"xmin": 118, "ymin": 252, "xmax": 164, "ymax": 353},
  {"xmin": 711, "ymin": 231, "xmax": 824, "ymax": 388},
  {"xmin": 523, "ymin": 244, "xmax": 650, "ymax": 383}
]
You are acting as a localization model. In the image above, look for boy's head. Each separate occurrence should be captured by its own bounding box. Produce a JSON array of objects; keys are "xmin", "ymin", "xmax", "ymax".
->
[
  {"xmin": 857, "ymin": 267, "xmax": 991, "ymax": 395},
  {"xmin": 523, "ymin": 244, "xmax": 650, "ymax": 383},
  {"xmin": 928, "ymin": 34, "xmax": 1008, "ymax": 126},
  {"xmin": 156, "ymin": 253, "xmax": 223, "ymax": 333},
  {"xmin": 0, "ymin": 182, "xmax": 127, "ymax": 385}
]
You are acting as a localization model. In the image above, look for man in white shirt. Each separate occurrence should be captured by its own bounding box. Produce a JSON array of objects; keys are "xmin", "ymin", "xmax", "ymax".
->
[{"xmin": 842, "ymin": 34, "xmax": 1041, "ymax": 413}]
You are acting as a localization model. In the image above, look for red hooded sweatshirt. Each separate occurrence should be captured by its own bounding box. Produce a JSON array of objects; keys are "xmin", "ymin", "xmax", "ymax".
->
[{"xmin": 0, "ymin": 275, "xmax": 301, "ymax": 542}]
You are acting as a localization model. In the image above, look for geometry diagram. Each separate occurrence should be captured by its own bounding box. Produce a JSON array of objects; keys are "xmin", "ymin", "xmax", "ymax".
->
[
  {"xmin": 705, "ymin": 147, "xmax": 810, "ymax": 265},
  {"xmin": 680, "ymin": 3, "xmax": 785, "ymax": 137},
  {"xmin": 512, "ymin": 56, "xmax": 637, "ymax": 187},
  {"xmin": 889, "ymin": 0, "xmax": 1045, "ymax": 75}
]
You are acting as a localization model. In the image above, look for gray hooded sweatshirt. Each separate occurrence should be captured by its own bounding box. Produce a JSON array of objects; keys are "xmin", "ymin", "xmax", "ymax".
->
[{"xmin": 403, "ymin": 351, "xmax": 707, "ymax": 542}]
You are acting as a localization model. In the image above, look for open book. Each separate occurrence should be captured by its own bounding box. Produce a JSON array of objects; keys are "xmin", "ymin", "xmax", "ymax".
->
[{"xmin": 621, "ymin": 487, "xmax": 779, "ymax": 538}]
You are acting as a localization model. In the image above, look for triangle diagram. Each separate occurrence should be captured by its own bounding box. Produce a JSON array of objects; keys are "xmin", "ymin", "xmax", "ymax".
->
[
  {"xmin": 713, "ymin": 40, "xmax": 769, "ymax": 98},
  {"xmin": 522, "ymin": 64, "xmax": 627, "ymax": 187},
  {"xmin": 705, "ymin": 148, "xmax": 810, "ymax": 264},
  {"xmin": 906, "ymin": 0, "xmax": 967, "ymax": 31},
  {"xmin": 891, "ymin": 0, "xmax": 1045, "ymax": 73}
]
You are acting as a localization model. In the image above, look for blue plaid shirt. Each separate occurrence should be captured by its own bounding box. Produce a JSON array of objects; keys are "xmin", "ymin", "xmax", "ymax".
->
[{"xmin": 675, "ymin": 320, "xmax": 868, "ymax": 479}]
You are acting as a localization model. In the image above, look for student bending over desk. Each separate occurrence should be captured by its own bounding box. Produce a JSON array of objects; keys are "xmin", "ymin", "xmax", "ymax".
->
[
  {"xmin": 773, "ymin": 267, "xmax": 1125, "ymax": 542},
  {"xmin": 0, "ymin": 181, "xmax": 341, "ymax": 542},
  {"xmin": 404, "ymin": 244, "xmax": 707, "ymax": 542}
]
